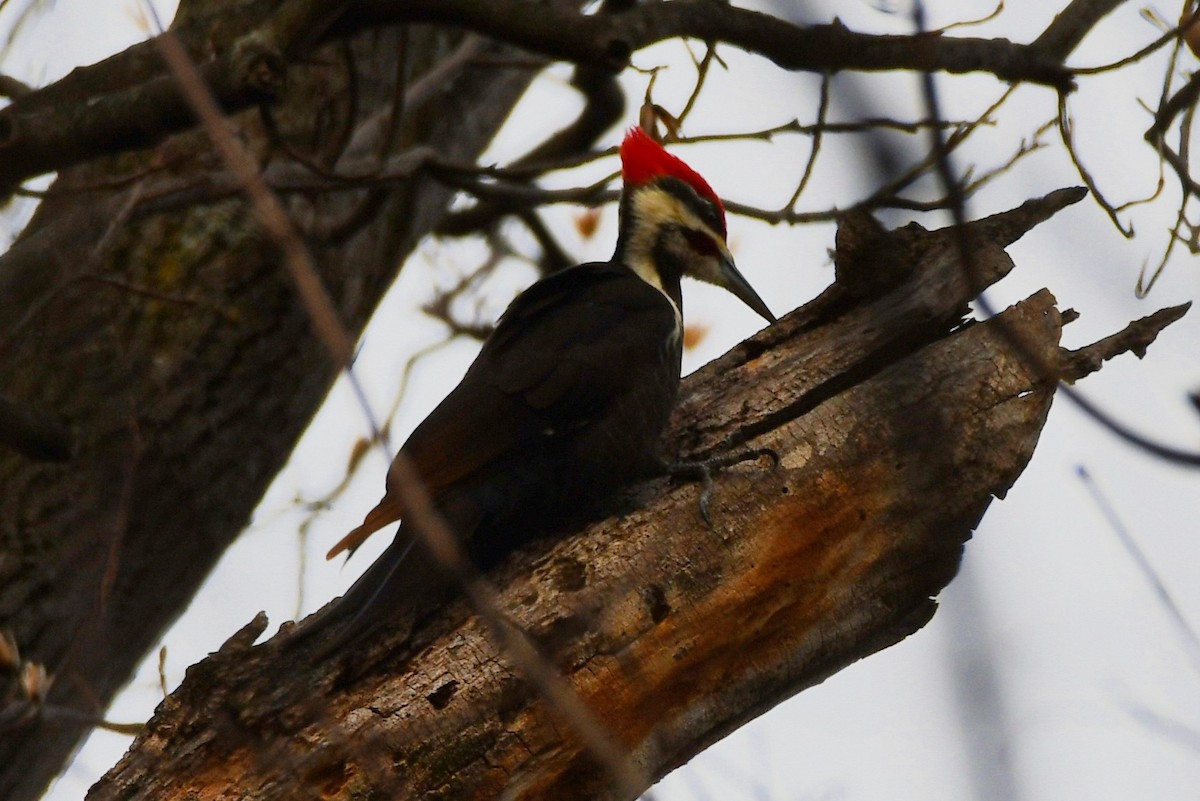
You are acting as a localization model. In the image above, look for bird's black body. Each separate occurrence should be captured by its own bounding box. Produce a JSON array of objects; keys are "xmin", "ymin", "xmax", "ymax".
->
[
  {"xmin": 294, "ymin": 129, "xmax": 773, "ymax": 656},
  {"xmin": 296, "ymin": 262, "xmax": 685, "ymax": 651},
  {"xmin": 404, "ymin": 260, "xmax": 684, "ymax": 567}
]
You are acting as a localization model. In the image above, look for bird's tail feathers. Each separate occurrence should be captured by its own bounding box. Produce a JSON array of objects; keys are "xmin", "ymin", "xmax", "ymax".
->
[
  {"xmin": 326, "ymin": 494, "xmax": 403, "ymax": 560},
  {"xmin": 290, "ymin": 496, "xmax": 479, "ymax": 661},
  {"xmin": 289, "ymin": 529, "xmax": 429, "ymax": 658}
]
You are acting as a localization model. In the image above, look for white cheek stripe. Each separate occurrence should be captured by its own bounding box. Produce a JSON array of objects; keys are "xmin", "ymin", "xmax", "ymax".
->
[
  {"xmin": 626, "ymin": 187, "xmax": 709, "ymax": 337},
  {"xmin": 630, "ymin": 252, "xmax": 683, "ymax": 338}
]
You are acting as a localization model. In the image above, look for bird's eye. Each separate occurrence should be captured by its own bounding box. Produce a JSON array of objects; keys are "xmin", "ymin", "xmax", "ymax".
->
[{"xmin": 684, "ymin": 229, "xmax": 719, "ymax": 256}]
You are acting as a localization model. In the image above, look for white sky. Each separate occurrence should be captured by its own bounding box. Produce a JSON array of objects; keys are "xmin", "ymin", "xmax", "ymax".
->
[{"xmin": 3, "ymin": 2, "xmax": 1198, "ymax": 800}]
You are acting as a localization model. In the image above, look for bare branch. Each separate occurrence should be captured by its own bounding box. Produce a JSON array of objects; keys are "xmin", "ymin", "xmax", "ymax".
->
[
  {"xmin": 1034, "ymin": 0, "xmax": 1130, "ymax": 59},
  {"xmin": 1056, "ymin": 92, "xmax": 1135, "ymax": 237},
  {"xmin": 916, "ymin": 3, "xmax": 1200, "ymax": 468},
  {"xmin": 1070, "ymin": 5, "xmax": 1200, "ymax": 76},
  {"xmin": 1058, "ymin": 304, "xmax": 1192, "ymax": 382},
  {"xmin": 0, "ymin": 1, "xmax": 351, "ymax": 195},
  {"xmin": 89, "ymin": 191, "xmax": 1181, "ymax": 801},
  {"xmin": 784, "ymin": 72, "xmax": 830, "ymax": 210},
  {"xmin": 350, "ymin": 0, "xmax": 1074, "ymax": 87},
  {"xmin": 0, "ymin": 72, "xmax": 31, "ymax": 99},
  {"xmin": 1078, "ymin": 466, "xmax": 1200, "ymax": 673},
  {"xmin": 0, "ymin": 0, "xmax": 1080, "ymax": 194}
]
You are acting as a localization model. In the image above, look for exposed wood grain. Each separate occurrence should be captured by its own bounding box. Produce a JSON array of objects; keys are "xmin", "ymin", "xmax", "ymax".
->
[{"xmin": 84, "ymin": 189, "xmax": 1183, "ymax": 801}]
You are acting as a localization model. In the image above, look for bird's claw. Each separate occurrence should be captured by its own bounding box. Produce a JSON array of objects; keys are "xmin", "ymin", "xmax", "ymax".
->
[
  {"xmin": 668, "ymin": 445, "xmax": 777, "ymax": 527},
  {"xmin": 726, "ymin": 446, "xmax": 779, "ymax": 470}
]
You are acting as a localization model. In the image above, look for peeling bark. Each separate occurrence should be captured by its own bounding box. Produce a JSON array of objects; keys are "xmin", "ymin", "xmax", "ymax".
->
[
  {"xmin": 0, "ymin": 1, "xmax": 1183, "ymax": 797},
  {"xmin": 86, "ymin": 190, "xmax": 1186, "ymax": 801}
]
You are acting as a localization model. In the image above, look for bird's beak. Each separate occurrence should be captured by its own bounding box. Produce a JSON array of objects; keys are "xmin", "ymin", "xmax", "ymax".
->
[{"xmin": 716, "ymin": 248, "xmax": 775, "ymax": 324}]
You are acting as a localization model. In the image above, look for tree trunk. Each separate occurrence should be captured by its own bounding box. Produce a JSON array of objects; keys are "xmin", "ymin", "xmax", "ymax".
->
[
  {"xmin": 0, "ymin": 2, "xmax": 579, "ymax": 797},
  {"xmin": 0, "ymin": 3, "xmax": 1186, "ymax": 799},
  {"xmin": 85, "ymin": 190, "xmax": 1186, "ymax": 800}
]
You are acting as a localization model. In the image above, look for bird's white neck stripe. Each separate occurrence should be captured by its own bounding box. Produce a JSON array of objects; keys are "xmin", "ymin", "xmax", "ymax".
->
[
  {"xmin": 630, "ymin": 253, "xmax": 682, "ymax": 335},
  {"xmin": 625, "ymin": 186, "xmax": 702, "ymax": 334}
]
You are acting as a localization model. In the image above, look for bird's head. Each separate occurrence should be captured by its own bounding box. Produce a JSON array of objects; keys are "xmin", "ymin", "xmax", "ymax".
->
[{"xmin": 616, "ymin": 128, "xmax": 775, "ymax": 324}]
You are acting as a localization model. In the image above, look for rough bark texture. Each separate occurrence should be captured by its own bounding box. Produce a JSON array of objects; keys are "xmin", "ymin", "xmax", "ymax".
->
[
  {"xmin": 0, "ymin": 2, "xmax": 1177, "ymax": 798},
  {"xmin": 84, "ymin": 189, "xmax": 1185, "ymax": 801},
  {"xmin": 0, "ymin": 2, "xmax": 560, "ymax": 798}
]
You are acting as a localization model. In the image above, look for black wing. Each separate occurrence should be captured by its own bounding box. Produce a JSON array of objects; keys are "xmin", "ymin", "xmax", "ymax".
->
[
  {"xmin": 295, "ymin": 264, "xmax": 680, "ymax": 656},
  {"xmin": 397, "ymin": 262, "xmax": 679, "ymax": 495}
]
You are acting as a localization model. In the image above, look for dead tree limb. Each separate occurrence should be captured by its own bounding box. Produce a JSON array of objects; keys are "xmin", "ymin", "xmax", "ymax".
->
[
  {"xmin": 0, "ymin": 1, "xmax": 1175, "ymax": 797},
  {"xmin": 87, "ymin": 188, "xmax": 1187, "ymax": 800}
]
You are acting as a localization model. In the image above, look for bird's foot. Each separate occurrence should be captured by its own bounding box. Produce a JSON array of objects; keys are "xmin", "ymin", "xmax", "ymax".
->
[{"xmin": 667, "ymin": 447, "xmax": 779, "ymax": 526}]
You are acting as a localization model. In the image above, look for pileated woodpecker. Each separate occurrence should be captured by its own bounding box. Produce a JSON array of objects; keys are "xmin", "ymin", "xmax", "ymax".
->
[{"xmin": 296, "ymin": 128, "xmax": 774, "ymax": 654}]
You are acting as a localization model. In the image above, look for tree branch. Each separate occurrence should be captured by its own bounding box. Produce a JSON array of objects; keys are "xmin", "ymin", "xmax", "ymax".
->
[
  {"xmin": 0, "ymin": 0, "xmax": 1081, "ymax": 195},
  {"xmin": 0, "ymin": 0, "xmax": 352, "ymax": 196},
  {"xmin": 1059, "ymin": 303, "xmax": 1192, "ymax": 382},
  {"xmin": 350, "ymin": 0, "xmax": 1075, "ymax": 88},
  {"xmin": 87, "ymin": 189, "xmax": 1185, "ymax": 801},
  {"xmin": 1034, "ymin": 0, "xmax": 1131, "ymax": 59}
]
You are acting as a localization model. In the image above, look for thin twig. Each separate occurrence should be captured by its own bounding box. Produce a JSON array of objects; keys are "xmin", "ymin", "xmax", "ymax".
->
[
  {"xmin": 0, "ymin": 71, "xmax": 31, "ymax": 98},
  {"xmin": 1077, "ymin": 466, "xmax": 1200, "ymax": 674},
  {"xmin": 146, "ymin": 6, "xmax": 648, "ymax": 792},
  {"xmin": 1057, "ymin": 91, "xmax": 1134, "ymax": 237},
  {"xmin": 939, "ymin": 0, "xmax": 1005, "ymax": 32},
  {"xmin": 150, "ymin": 26, "xmax": 357, "ymax": 368},
  {"xmin": 916, "ymin": 1, "xmax": 1200, "ymax": 468},
  {"xmin": 83, "ymin": 274, "xmax": 241, "ymax": 322},
  {"xmin": 1072, "ymin": 11, "xmax": 1200, "ymax": 75},
  {"xmin": 785, "ymin": 72, "xmax": 831, "ymax": 210},
  {"xmin": 677, "ymin": 41, "xmax": 719, "ymax": 126}
]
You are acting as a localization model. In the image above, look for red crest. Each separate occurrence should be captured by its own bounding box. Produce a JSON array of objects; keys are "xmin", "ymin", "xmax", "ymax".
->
[{"xmin": 620, "ymin": 128, "xmax": 725, "ymax": 233}]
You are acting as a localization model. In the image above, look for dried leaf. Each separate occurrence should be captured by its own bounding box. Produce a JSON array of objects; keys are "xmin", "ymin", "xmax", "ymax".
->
[
  {"xmin": 683, "ymin": 322, "xmax": 710, "ymax": 351},
  {"xmin": 346, "ymin": 436, "xmax": 372, "ymax": 474},
  {"xmin": 574, "ymin": 208, "xmax": 601, "ymax": 240}
]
